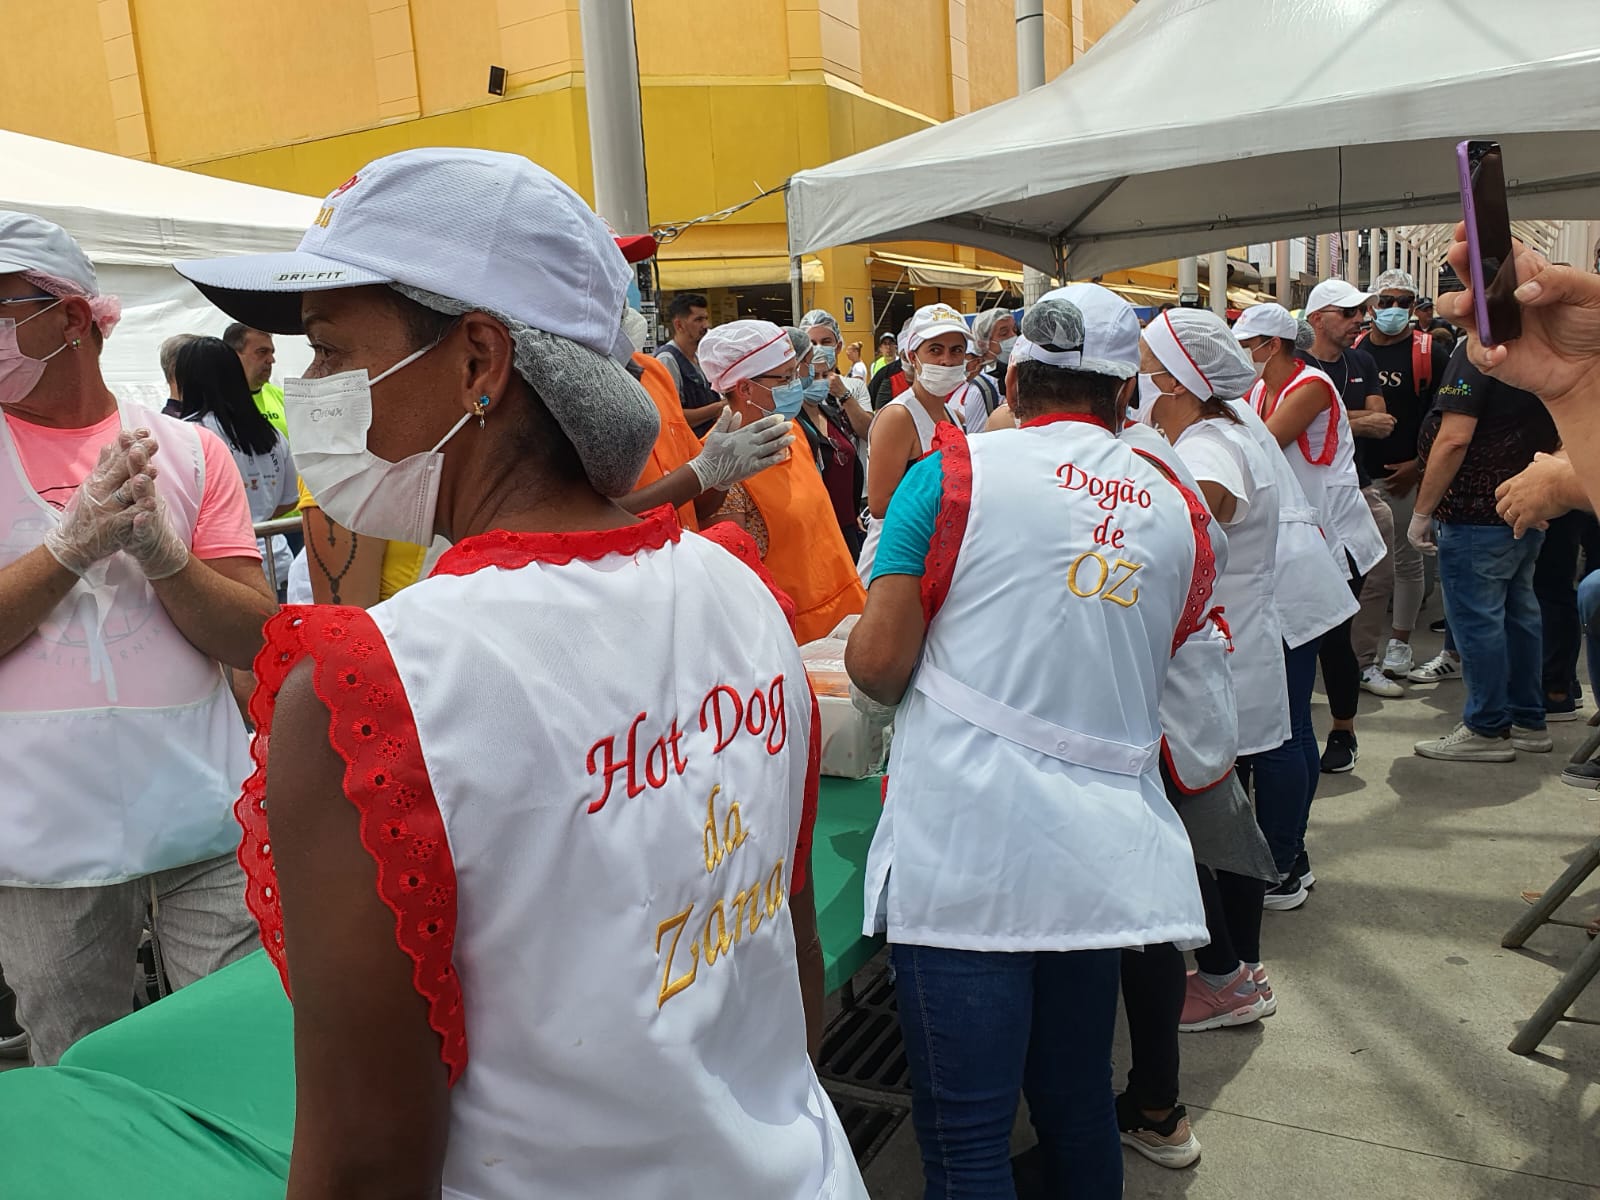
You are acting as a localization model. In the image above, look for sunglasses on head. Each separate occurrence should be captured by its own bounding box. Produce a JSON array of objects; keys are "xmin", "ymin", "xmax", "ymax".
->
[{"xmin": 1374, "ymin": 295, "xmax": 1415, "ymax": 309}]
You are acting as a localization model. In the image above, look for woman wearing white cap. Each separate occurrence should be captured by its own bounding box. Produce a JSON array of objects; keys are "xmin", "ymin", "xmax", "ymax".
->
[
  {"xmin": 854, "ymin": 303, "xmax": 972, "ymax": 581},
  {"xmin": 173, "ymin": 149, "xmax": 865, "ymax": 1200},
  {"xmin": 1136, "ymin": 309, "xmax": 1289, "ymax": 1019},
  {"xmin": 1234, "ymin": 302, "xmax": 1371, "ymax": 904},
  {"xmin": 698, "ymin": 319, "xmax": 867, "ymax": 643}
]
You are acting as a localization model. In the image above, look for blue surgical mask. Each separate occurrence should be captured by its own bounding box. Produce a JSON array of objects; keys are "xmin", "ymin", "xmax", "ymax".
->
[
  {"xmin": 766, "ymin": 379, "xmax": 806, "ymax": 418},
  {"xmin": 1373, "ymin": 307, "xmax": 1411, "ymax": 336},
  {"xmin": 803, "ymin": 377, "xmax": 831, "ymax": 403},
  {"xmin": 811, "ymin": 345, "xmax": 838, "ymax": 371}
]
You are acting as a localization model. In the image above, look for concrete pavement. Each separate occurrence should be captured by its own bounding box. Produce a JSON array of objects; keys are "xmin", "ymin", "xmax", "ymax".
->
[{"xmin": 859, "ymin": 628, "xmax": 1600, "ymax": 1199}]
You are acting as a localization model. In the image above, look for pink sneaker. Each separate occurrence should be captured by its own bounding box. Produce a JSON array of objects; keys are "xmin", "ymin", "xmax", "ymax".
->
[
  {"xmin": 1179, "ymin": 967, "xmax": 1266, "ymax": 1032},
  {"xmin": 1246, "ymin": 962, "xmax": 1276, "ymax": 1017}
]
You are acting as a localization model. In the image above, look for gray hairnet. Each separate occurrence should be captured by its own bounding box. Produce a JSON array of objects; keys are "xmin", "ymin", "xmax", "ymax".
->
[
  {"xmin": 782, "ymin": 326, "xmax": 812, "ymax": 361},
  {"xmin": 799, "ymin": 308, "xmax": 841, "ymax": 343},
  {"xmin": 1020, "ymin": 297, "xmax": 1086, "ymax": 350},
  {"xmin": 970, "ymin": 307, "xmax": 1014, "ymax": 343},
  {"xmin": 392, "ymin": 282, "xmax": 659, "ymax": 498},
  {"xmin": 1150, "ymin": 308, "xmax": 1258, "ymax": 401},
  {"xmin": 1373, "ymin": 269, "xmax": 1417, "ymax": 294},
  {"xmin": 1295, "ymin": 318, "xmax": 1315, "ymax": 354}
]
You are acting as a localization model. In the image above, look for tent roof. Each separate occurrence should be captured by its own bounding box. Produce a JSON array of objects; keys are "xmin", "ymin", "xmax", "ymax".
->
[
  {"xmin": 1, "ymin": 129, "xmax": 318, "ymax": 267},
  {"xmin": 786, "ymin": 0, "xmax": 1600, "ymax": 279}
]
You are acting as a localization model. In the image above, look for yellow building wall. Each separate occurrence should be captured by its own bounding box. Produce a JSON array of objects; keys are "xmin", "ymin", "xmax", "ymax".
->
[
  {"xmin": 0, "ymin": 0, "xmax": 123, "ymax": 155},
  {"xmin": 3, "ymin": 0, "xmax": 1134, "ymax": 344}
]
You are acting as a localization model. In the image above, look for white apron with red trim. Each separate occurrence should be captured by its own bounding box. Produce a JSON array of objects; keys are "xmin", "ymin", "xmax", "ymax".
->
[
  {"xmin": 1226, "ymin": 399, "xmax": 1360, "ymax": 647},
  {"xmin": 0, "ymin": 401, "xmax": 248, "ymax": 886},
  {"xmin": 369, "ymin": 521, "xmax": 864, "ymax": 1200},
  {"xmin": 1171, "ymin": 418, "xmax": 1289, "ymax": 757},
  {"xmin": 1250, "ymin": 366, "xmax": 1385, "ymax": 580},
  {"xmin": 864, "ymin": 421, "xmax": 1209, "ymax": 953},
  {"xmin": 856, "ymin": 392, "xmax": 949, "ymax": 585}
]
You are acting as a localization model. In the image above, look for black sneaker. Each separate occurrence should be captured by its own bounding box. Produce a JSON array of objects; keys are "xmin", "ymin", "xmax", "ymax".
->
[
  {"xmin": 1562, "ymin": 759, "xmax": 1600, "ymax": 792},
  {"xmin": 1429, "ymin": 617, "xmax": 1448, "ymax": 634},
  {"xmin": 1293, "ymin": 851, "xmax": 1316, "ymax": 889},
  {"xmin": 1263, "ymin": 872, "xmax": 1308, "ymax": 910},
  {"xmin": 1321, "ymin": 730, "xmax": 1358, "ymax": 774},
  {"xmin": 0, "ymin": 983, "xmax": 29, "ymax": 1060},
  {"xmin": 1115, "ymin": 1093, "xmax": 1201, "ymax": 1169}
]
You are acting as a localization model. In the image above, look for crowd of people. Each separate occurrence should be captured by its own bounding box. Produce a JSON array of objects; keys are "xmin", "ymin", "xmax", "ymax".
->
[{"xmin": 0, "ymin": 143, "xmax": 1596, "ymax": 1199}]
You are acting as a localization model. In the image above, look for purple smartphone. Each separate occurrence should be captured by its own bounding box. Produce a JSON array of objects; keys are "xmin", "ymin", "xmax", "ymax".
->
[{"xmin": 1456, "ymin": 139, "xmax": 1522, "ymax": 345}]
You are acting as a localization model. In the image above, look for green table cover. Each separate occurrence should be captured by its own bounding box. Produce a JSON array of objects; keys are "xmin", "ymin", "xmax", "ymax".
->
[{"xmin": 0, "ymin": 777, "xmax": 883, "ymax": 1196}]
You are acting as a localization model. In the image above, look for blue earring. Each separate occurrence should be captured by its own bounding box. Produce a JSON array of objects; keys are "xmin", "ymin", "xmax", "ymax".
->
[{"xmin": 474, "ymin": 394, "xmax": 491, "ymax": 428}]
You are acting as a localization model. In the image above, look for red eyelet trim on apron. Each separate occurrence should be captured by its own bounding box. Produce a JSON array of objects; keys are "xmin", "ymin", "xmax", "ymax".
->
[
  {"xmin": 237, "ymin": 605, "xmax": 466, "ymax": 1086},
  {"xmin": 1130, "ymin": 449, "xmax": 1218, "ymax": 656},
  {"xmin": 430, "ymin": 505, "xmax": 681, "ymax": 577},
  {"xmin": 921, "ymin": 422, "xmax": 972, "ymax": 624}
]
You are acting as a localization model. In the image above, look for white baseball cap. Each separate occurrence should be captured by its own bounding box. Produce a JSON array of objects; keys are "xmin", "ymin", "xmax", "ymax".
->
[
  {"xmin": 0, "ymin": 211, "xmax": 99, "ymax": 295},
  {"xmin": 902, "ymin": 304, "xmax": 974, "ymax": 353},
  {"xmin": 176, "ymin": 147, "xmax": 634, "ymax": 364},
  {"xmin": 1033, "ymin": 283, "xmax": 1141, "ymax": 379},
  {"xmin": 1305, "ymin": 278, "xmax": 1373, "ymax": 314},
  {"xmin": 1232, "ymin": 302, "xmax": 1299, "ymax": 342}
]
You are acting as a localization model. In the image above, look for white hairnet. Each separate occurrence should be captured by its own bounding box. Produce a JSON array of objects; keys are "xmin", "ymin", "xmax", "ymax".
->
[
  {"xmin": 393, "ymin": 282, "xmax": 659, "ymax": 498},
  {"xmin": 799, "ymin": 309, "xmax": 841, "ymax": 343},
  {"xmin": 621, "ymin": 307, "xmax": 649, "ymax": 353},
  {"xmin": 1373, "ymin": 269, "xmax": 1417, "ymax": 294},
  {"xmin": 1144, "ymin": 308, "xmax": 1258, "ymax": 401}
]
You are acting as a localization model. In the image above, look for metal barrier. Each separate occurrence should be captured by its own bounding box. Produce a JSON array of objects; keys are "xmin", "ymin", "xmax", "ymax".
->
[{"xmin": 251, "ymin": 516, "xmax": 302, "ymax": 597}]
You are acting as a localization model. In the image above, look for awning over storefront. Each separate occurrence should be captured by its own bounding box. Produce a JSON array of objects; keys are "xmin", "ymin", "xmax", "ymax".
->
[
  {"xmin": 656, "ymin": 254, "xmax": 824, "ymax": 290},
  {"xmin": 1107, "ymin": 283, "xmax": 1276, "ymax": 309},
  {"xmin": 867, "ymin": 251, "xmax": 1023, "ymax": 292}
]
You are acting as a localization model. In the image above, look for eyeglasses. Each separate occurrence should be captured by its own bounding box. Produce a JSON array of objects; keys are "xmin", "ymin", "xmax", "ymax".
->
[
  {"xmin": 0, "ymin": 295, "xmax": 57, "ymax": 307},
  {"xmin": 1374, "ymin": 295, "xmax": 1416, "ymax": 309}
]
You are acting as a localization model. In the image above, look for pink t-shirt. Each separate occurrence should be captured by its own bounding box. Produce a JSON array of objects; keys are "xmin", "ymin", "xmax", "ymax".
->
[{"xmin": 5, "ymin": 410, "xmax": 260, "ymax": 561}]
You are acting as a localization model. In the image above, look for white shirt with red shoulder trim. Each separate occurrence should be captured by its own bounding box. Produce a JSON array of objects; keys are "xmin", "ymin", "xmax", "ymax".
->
[
  {"xmin": 864, "ymin": 417, "xmax": 1210, "ymax": 953},
  {"xmin": 1249, "ymin": 365, "xmax": 1385, "ymax": 580},
  {"xmin": 238, "ymin": 508, "xmax": 865, "ymax": 1200}
]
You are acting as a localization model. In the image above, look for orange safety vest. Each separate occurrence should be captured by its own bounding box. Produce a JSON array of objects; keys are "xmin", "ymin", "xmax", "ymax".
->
[
  {"xmin": 741, "ymin": 421, "xmax": 867, "ymax": 643},
  {"xmin": 632, "ymin": 352, "xmax": 703, "ymax": 532}
]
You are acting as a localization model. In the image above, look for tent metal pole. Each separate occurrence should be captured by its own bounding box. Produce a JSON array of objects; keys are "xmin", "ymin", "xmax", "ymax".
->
[
  {"xmin": 790, "ymin": 256, "xmax": 804, "ymax": 325},
  {"xmin": 1275, "ymin": 240, "xmax": 1291, "ymax": 302},
  {"xmin": 1016, "ymin": 0, "xmax": 1049, "ymax": 302},
  {"xmin": 578, "ymin": 0, "xmax": 649, "ymax": 238},
  {"xmin": 1208, "ymin": 251, "xmax": 1228, "ymax": 316}
]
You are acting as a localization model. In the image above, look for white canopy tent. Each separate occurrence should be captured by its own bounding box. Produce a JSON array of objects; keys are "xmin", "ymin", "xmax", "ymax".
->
[
  {"xmin": 786, "ymin": 0, "xmax": 1600, "ymax": 281},
  {"xmin": 1, "ymin": 129, "xmax": 320, "ymax": 406}
]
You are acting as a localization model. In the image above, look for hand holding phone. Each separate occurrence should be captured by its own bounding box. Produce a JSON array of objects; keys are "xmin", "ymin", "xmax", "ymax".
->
[{"xmin": 1456, "ymin": 139, "xmax": 1521, "ymax": 346}]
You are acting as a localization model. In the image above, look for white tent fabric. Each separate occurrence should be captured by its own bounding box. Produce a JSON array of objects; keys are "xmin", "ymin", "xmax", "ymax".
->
[
  {"xmin": 2, "ymin": 129, "xmax": 320, "ymax": 405},
  {"xmin": 786, "ymin": 0, "xmax": 1600, "ymax": 279}
]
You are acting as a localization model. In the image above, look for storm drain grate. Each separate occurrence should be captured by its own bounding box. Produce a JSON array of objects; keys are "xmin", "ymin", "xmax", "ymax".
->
[
  {"xmin": 818, "ymin": 969, "xmax": 910, "ymax": 1093},
  {"xmin": 825, "ymin": 1093, "xmax": 908, "ymax": 1168}
]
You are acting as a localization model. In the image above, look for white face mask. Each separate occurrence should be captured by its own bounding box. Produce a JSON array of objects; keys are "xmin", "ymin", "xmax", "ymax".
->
[
  {"xmin": 914, "ymin": 360, "xmax": 968, "ymax": 398},
  {"xmin": 285, "ymin": 340, "xmax": 470, "ymax": 546},
  {"xmin": 1134, "ymin": 373, "xmax": 1175, "ymax": 432}
]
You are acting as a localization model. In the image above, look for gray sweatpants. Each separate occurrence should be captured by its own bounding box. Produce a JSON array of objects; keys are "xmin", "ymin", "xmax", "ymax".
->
[{"xmin": 0, "ymin": 852, "xmax": 256, "ymax": 1065}]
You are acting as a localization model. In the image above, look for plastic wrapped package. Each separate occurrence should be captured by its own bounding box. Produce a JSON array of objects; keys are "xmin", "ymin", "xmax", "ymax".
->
[{"xmin": 800, "ymin": 635, "xmax": 887, "ymax": 778}]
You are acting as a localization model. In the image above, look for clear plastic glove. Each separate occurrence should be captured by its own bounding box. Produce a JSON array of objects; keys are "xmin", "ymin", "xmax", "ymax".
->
[
  {"xmin": 42, "ymin": 431, "xmax": 158, "ymax": 576},
  {"xmin": 1407, "ymin": 509, "xmax": 1438, "ymax": 555},
  {"xmin": 688, "ymin": 408, "xmax": 794, "ymax": 491},
  {"xmin": 849, "ymin": 682, "xmax": 898, "ymax": 732},
  {"xmin": 119, "ymin": 471, "xmax": 190, "ymax": 580}
]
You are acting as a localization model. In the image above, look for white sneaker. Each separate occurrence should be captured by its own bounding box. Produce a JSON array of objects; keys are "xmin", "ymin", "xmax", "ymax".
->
[
  {"xmin": 1361, "ymin": 664, "xmax": 1404, "ymax": 698},
  {"xmin": 1382, "ymin": 639, "xmax": 1415, "ymax": 678},
  {"xmin": 1414, "ymin": 723, "xmax": 1516, "ymax": 762},
  {"xmin": 1408, "ymin": 651, "xmax": 1462, "ymax": 684},
  {"xmin": 1511, "ymin": 725, "xmax": 1553, "ymax": 753}
]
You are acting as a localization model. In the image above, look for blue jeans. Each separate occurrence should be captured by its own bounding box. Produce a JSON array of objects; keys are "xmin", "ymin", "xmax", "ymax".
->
[
  {"xmin": 1436, "ymin": 522, "xmax": 1546, "ymax": 735},
  {"xmin": 1580, "ymin": 569, "xmax": 1600, "ymax": 700},
  {"xmin": 1243, "ymin": 638, "xmax": 1321, "ymax": 877},
  {"xmin": 891, "ymin": 942, "xmax": 1123, "ymax": 1200}
]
